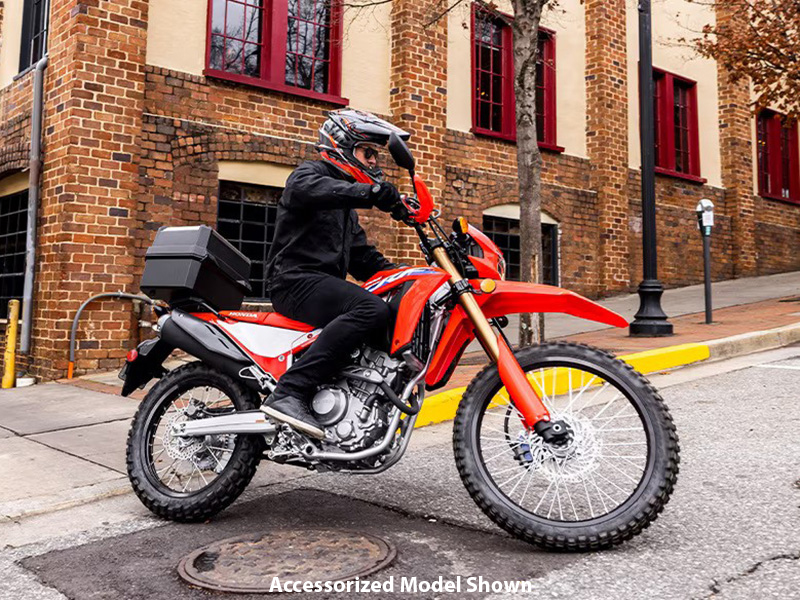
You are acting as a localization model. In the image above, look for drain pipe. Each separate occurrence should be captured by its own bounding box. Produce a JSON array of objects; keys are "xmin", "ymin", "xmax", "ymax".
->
[{"xmin": 20, "ymin": 55, "xmax": 49, "ymax": 356}]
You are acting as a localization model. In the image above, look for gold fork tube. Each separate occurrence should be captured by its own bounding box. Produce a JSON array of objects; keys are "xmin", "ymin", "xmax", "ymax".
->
[{"xmin": 431, "ymin": 247, "xmax": 499, "ymax": 360}]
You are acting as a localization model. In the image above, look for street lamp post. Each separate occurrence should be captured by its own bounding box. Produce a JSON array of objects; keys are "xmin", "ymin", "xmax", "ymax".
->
[{"xmin": 629, "ymin": 0, "xmax": 673, "ymax": 337}]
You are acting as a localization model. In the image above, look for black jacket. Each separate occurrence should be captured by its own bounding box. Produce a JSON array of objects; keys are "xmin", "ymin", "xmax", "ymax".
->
[{"xmin": 266, "ymin": 160, "xmax": 395, "ymax": 287}]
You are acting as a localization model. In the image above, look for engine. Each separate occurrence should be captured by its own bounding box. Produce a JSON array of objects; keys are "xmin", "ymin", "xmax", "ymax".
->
[{"xmin": 309, "ymin": 348, "xmax": 405, "ymax": 451}]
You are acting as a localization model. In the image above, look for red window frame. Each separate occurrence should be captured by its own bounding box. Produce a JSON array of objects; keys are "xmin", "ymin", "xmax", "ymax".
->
[
  {"xmin": 756, "ymin": 109, "xmax": 800, "ymax": 205},
  {"xmin": 470, "ymin": 3, "xmax": 561, "ymax": 152},
  {"xmin": 205, "ymin": 0, "xmax": 346, "ymax": 105},
  {"xmin": 652, "ymin": 68, "xmax": 704, "ymax": 183}
]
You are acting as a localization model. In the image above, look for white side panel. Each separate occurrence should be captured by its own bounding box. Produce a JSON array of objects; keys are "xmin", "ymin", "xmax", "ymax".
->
[{"xmin": 216, "ymin": 322, "xmax": 319, "ymax": 358}]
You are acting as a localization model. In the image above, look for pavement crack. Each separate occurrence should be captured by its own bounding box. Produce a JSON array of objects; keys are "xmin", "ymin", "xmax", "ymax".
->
[
  {"xmin": 22, "ymin": 417, "xmax": 132, "ymax": 437},
  {"xmin": 23, "ymin": 437, "xmax": 126, "ymax": 475},
  {"xmin": 703, "ymin": 550, "xmax": 800, "ymax": 598}
]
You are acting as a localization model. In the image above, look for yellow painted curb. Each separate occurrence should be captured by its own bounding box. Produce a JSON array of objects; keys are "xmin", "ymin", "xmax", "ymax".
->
[{"xmin": 414, "ymin": 342, "xmax": 710, "ymax": 429}]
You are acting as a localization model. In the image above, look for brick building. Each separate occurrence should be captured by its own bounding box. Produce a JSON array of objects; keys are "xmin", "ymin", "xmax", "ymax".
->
[{"xmin": 0, "ymin": 0, "xmax": 798, "ymax": 380}]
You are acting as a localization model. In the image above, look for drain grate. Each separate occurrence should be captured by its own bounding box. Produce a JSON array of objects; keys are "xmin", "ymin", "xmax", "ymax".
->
[{"xmin": 177, "ymin": 529, "xmax": 396, "ymax": 593}]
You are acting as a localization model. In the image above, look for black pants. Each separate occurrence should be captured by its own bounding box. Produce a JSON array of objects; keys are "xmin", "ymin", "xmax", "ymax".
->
[{"xmin": 270, "ymin": 272, "xmax": 391, "ymax": 400}]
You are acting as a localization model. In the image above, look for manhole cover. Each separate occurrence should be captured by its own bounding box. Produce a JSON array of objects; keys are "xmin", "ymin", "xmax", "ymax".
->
[{"xmin": 177, "ymin": 529, "xmax": 396, "ymax": 593}]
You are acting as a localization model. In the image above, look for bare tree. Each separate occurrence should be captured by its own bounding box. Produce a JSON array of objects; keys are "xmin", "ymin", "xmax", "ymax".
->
[{"xmin": 687, "ymin": 0, "xmax": 800, "ymax": 118}]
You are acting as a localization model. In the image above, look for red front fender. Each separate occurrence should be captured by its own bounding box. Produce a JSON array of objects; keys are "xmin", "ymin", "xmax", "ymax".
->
[
  {"xmin": 425, "ymin": 281, "xmax": 627, "ymax": 389},
  {"xmin": 478, "ymin": 281, "xmax": 628, "ymax": 328}
]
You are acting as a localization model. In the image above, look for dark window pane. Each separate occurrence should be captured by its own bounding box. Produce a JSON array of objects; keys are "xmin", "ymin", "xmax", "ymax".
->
[
  {"xmin": 285, "ymin": 0, "xmax": 331, "ymax": 92},
  {"xmin": 0, "ymin": 191, "xmax": 29, "ymax": 320},
  {"xmin": 226, "ymin": 1, "xmax": 245, "ymax": 38},
  {"xmin": 285, "ymin": 53, "xmax": 297, "ymax": 85},
  {"xmin": 210, "ymin": 35, "xmax": 225, "ymax": 70},
  {"xmin": 244, "ymin": 44, "xmax": 260, "ymax": 77},
  {"xmin": 225, "ymin": 38, "xmax": 244, "ymax": 73},
  {"xmin": 211, "ymin": 0, "xmax": 263, "ymax": 77},
  {"xmin": 297, "ymin": 55, "xmax": 313, "ymax": 88},
  {"xmin": 314, "ymin": 60, "xmax": 328, "ymax": 93},
  {"xmin": 491, "ymin": 47, "xmax": 502, "ymax": 73},
  {"xmin": 491, "ymin": 104, "xmax": 503, "ymax": 132},
  {"xmin": 245, "ymin": 4, "xmax": 262, "ymax": 42},
  {"xmin": 212, "ymin": 0, "xmax": 226, "ymax": 33},
  {"xmin": 474, "ymin": 9, "xmax": 508, "ymax": 135},
  {"xmin": 479, "ymin": 101, "xmax": 491, "ymax": 129},
  {"xmin": 217, "ymin": 181, "xmax": 282, "ymax": 301},
  {"xmin": 492, "ymin": 75, "xmax": 503, "ymax": 104}
]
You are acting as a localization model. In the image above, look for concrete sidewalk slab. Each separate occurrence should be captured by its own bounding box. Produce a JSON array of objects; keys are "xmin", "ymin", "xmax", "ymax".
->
[
  {"xmin": 0, "ymin": 383, "xmax": 137, "ymax": 435},
  {"xmin": 0, "ymin": 426, "xmax": 13, "ymax": 440},
  {"xmin": 29, "ymin": 420, "xmax": 131, "ymax": 474},
  {"xmin": 0, "ymin": 437, "xmax": 123, "ymax": 511}
]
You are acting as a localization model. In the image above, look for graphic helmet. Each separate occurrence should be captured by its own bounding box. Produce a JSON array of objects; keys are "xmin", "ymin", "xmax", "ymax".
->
[{"xmin": 317, "ymin": 109, "xmax": 411, "ymax": 184}]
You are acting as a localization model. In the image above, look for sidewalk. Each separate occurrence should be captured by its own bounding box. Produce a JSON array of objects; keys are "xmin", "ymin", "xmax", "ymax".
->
[{"xmin": 1, "ymin": 271, "xmax": 799, "ymax": 523}]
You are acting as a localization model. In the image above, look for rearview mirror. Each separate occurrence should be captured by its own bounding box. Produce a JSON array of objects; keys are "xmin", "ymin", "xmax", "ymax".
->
[{"xmin": 388, "ymin": 132, "xmax": 415, "ymax": 173}]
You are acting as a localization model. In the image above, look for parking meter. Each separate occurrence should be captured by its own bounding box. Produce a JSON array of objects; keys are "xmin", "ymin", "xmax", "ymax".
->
[
  {"xmin": 696, "ymin": 199, "xmax": 714, "ymax": 237},
  {"xmin": 696, "ymin": 199, "xmax": 714, "ymax": 323}
]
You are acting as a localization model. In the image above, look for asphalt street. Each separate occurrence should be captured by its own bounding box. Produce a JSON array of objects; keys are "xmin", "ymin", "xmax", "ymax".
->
[{"xmin": 1, "ymin": 346, "xmax": 799, "ymax": 599}]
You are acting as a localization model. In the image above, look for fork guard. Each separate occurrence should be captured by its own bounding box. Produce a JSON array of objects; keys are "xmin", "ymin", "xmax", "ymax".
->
[{"xmin": 424, "ymin": 281, "xmax": 628, "ymax": 389}]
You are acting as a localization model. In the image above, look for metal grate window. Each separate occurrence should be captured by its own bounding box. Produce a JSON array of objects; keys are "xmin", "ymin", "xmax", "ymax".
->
[
  {"xmin": 482, "ymin": 215, "xmax": 558, "ymax": 285},
  {"xmin": 216, "ymin": 181, "xmax": 281, "ymax": 301},
  {"xmin": 0, "ymin": 191, "xmax": 28, "ymax": 320},
  {"xmin": 19, "ymin": 0, "xmax": 50, "ymax": 71}
]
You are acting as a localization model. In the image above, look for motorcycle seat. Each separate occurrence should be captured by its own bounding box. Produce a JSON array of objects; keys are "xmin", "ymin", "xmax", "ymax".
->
[{"xmin": 218, "ymin": 310, "xmax": 315, "ymax": 332}]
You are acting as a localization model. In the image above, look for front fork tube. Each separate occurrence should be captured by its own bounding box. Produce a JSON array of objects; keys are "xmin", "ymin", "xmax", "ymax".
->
[{"xmin": 431, "ymin": 248, "xmax": 551, "ymax": 427}]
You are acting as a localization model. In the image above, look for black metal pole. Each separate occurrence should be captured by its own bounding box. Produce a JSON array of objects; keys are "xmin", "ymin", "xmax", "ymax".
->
[
  {"xmin": 629, "ymin": 0, "xmax": 673, "ymax": 336},
  {"xmin": 703, "ymin": 235, "xmax": 712, "ymax": 324}
]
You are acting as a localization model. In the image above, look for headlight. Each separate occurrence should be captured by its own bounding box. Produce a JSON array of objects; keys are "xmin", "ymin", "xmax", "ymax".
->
[{"xmin": 497, "ymin": 256, "xmax": 506, "ymax": 281}]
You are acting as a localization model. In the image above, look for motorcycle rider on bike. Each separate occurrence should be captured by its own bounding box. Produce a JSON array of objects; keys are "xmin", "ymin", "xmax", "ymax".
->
[{"xmin": 261, "ymin": 109, "xmax": 411, "ymax": 439}]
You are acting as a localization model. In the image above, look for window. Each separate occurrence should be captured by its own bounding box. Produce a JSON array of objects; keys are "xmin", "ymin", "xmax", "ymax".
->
[
  {"xmin": 652, "ymin": 69, "xmax": 703, "ymax": 181},
  {"xmin": 756, "ymin": 110, "xmax": 800, "ymax": 204},
  {"xmin": 0, "ymin": 192, "xmax": 28, "ymax": 320},
  {"xmin": 216, "ymin": 182, "xmax": 281, "ymax": 300},
  {"xmin": 19, "ymin": 0, "xmax": 50, "ymax": 71},
  {"xmin": 206, "ymin": 0, "xmax": 344, "ymax": 103},
  {"xmin": 471, "ymin": 4, "xmax": 559, "ymax": 149},
  {"xmin": 482, "ymin": 215, "xmax": 558, "ymax": 285}
]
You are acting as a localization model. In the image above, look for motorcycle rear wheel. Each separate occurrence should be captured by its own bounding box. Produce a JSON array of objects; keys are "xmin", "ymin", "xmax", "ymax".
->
[
  {"xmin": 453, "ymin": 342, "xmax": 679, "ymax": 551},
  {"xmin": 126, "ymin": 362, "xmax": 261, "ymax": 522}
]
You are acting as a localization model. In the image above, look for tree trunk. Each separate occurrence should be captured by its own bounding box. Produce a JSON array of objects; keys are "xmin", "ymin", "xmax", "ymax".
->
[{"xmin": 513, "ymin": 0, "xmax": 547, "ymax": 347}]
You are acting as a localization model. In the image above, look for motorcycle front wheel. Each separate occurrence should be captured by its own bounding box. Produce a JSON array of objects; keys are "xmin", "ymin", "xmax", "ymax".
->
[
  {"xmin": 453, "ymin": 342, "xmax": 679, "ymax": 551},
  {"xmin": 126, "ymin": 362, "xmax": 261, "ymax": 522}
]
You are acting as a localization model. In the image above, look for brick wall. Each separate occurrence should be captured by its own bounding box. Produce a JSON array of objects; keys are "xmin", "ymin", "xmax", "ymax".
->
[
  {"xmin": 584, "ymin": 0, "xmax": 631, "ymax": 295},
  {"xmin": 0, "ymin": 72, "xmax": 34, "ymax": 176},
  {"xmin": 29, "ymin": 0, "xmax": 150, "ymax": 379}
]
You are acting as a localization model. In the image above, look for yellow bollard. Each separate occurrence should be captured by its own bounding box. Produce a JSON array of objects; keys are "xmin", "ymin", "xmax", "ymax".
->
[{"xmin": 2, "ymin": 300, "xmax": 20, "ymax": 389}]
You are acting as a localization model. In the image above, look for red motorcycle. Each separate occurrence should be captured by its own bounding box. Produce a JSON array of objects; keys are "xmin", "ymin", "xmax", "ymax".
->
[{"xmin": 121, "ymin": 134, "xmax": 678, "ymax": 550}]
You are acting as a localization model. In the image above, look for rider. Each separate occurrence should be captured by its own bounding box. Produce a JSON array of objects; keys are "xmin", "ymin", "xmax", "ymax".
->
[{"xmin": 261, "ymin": 109, "xmax": 410, "ymax": 439}]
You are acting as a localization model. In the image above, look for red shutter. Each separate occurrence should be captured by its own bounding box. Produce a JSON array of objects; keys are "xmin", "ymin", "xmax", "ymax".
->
[
  {"xmin": 688, "ymin": 81, "xmax": 701, "ymax": 177},
  {"xmin": 789, "ymin": 120, "xmax": 800, "ymax": 204}
]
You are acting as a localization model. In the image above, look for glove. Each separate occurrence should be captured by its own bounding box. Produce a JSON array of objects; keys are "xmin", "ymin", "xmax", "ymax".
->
[
  {"xmin": 390, "ymin": 201, "xmax": 411, "ymax": 222},
  {"xmin": 371, "ymin": 181, "xmax": 402, "ymax": 212}
]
